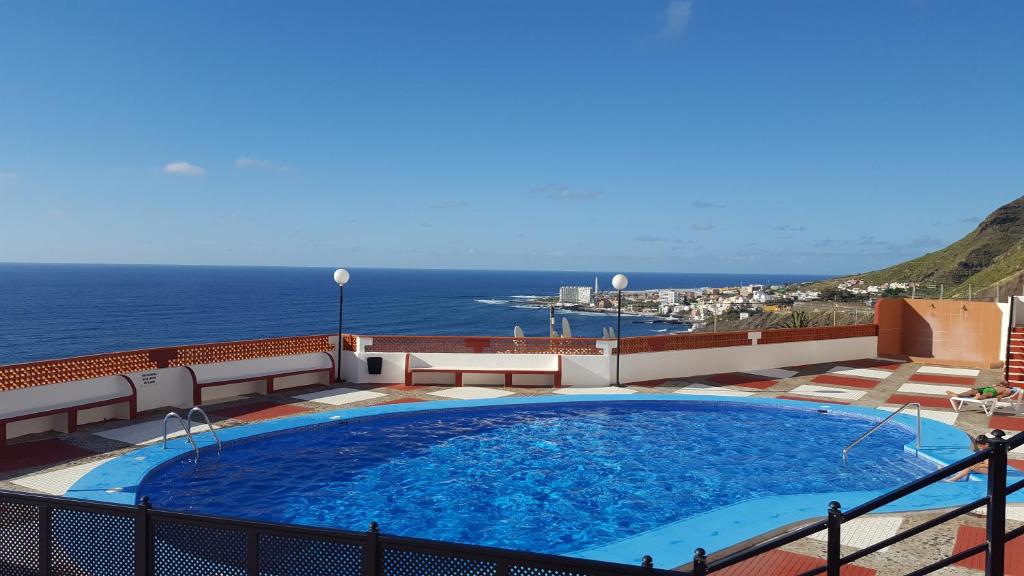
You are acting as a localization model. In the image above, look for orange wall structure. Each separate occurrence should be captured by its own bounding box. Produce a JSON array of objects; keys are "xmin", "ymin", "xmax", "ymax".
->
[{"xmin": 875, "ymin": 298, "xmax": 1006, "ymax": 368}]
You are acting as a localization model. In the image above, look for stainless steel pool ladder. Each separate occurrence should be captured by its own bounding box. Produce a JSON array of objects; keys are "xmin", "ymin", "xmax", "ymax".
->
[
  {"xmin": 187, "ymin": 406, "xmax": 222, "ymax": 455},
  {"xmin": 842, "ymin": 402, "xmax": 922, "ymax": 464},
  {"xmin": 161, "ymin": 407, "xmax": 221, "ymax": 461}
]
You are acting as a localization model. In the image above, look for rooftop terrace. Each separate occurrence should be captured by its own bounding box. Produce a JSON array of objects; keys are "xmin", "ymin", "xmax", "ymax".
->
[{"xmin": 1, "ymin": 295, "xmax": 1022, "ymax": 574}]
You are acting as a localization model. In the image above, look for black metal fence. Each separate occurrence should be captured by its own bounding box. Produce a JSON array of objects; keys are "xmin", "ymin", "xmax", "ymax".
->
[
  {"xmin": 3, "ymin": 430, "xmax": 1024, "ymax": 576},
  {"xmin": 0, "ymin": 489, "xmax": 679, "ymax": 576}
]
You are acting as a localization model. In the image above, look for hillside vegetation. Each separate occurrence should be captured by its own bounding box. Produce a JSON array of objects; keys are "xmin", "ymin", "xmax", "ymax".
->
[
  {"xmin": 694, "ymin": 303, "xmax": 874, "ymax": 333},
  {"xmin": 807, "ymin": 195, "xmax": 1024, "ymax": 298}
]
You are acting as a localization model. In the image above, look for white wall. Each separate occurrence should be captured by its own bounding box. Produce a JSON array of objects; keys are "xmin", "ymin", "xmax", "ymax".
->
[
  {"xmin": 339, "ymin": 335, "xmax": 878, "ymax": 387},
  {"xmin": 3, "ymin": 358, "xmax": 334, "ymax": 440},
  {"xmin": 562, "ymin": 354, "xmax": 612, "ymax": 387},
  {"xmin": 407, "ymin": 353, "xmax": 558, "ymax": 371},
  {"xmin": 999, "ymin": 301, "xmax": 1012, "ymax": 362},
  {"xmin": 617, "ymin": 337, "xmax": 878, "ymax": 384},
  {"xmin": 343, "ymin": 350, "xmax": 407, "ymax": 384},
  {"xmin": 2, "ymin": 333, "xmax": 880, "ymax": 440}
]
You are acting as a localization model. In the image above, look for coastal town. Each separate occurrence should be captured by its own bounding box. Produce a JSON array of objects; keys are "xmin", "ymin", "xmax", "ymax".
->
[{"xmin": 523, "ymin": 277, "xmax": 911, "ymax": 331}]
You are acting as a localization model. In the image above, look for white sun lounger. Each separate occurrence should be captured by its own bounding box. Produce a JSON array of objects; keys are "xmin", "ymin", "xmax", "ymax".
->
[{"xmin": 949, "ymin": 387, "xmax": 1024, "ymax": 416}]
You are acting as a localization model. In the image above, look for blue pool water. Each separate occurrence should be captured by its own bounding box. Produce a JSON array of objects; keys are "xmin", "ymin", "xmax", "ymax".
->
[{"xmin": 139, "ymin": 401, "xmax": 935, "ymax": 555}]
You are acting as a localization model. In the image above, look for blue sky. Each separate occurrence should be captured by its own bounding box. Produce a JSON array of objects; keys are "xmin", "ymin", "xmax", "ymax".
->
[{"xmin": 0, "ymin": 1, "xmax": 1020, "ymax": 275}]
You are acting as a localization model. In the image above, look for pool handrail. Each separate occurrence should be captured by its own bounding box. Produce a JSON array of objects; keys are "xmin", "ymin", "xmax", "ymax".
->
[
  {"xmin": 842, "ymin": 401, "xmax": 922, "ymax": 463},
  {"xmin": 161, "ymin": 411, "xmax": 199, "ymax": 462},
  {"xmin": 186, "ymin": 406, "xmax": 221, "ymax": 455}
]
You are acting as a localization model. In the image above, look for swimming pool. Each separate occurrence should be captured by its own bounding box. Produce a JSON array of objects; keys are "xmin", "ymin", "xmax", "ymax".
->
[
  {"xmin": 129, "ymin": 399, "xmax": 936, "ymax": 558},
  {"xmin": 72, "ymin": 393, "xmax": 999, "ymax": 565}
]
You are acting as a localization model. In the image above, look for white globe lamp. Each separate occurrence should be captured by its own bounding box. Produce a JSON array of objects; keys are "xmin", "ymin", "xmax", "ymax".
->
[
  {"xmin": 334, "ymin": 268, "xmax": 350, "ymax": 286},
  {"xmin": 611, "ymin": 274, "xmax": 629, "ymax": 291}
]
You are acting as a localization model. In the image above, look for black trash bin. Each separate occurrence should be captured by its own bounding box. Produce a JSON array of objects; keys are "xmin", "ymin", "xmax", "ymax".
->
[{"xmin": 367, "ymin": 356, "xmax": 384, "ymax": 375}]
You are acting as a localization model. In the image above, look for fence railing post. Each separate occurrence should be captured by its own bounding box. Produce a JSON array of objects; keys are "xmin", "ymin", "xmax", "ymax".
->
[
  {"xmin": 826, "ymin": 501, "xmax": 842, "ymax": 576},
  {"xmin": 692, "ymin": 548, "xmax": 707, "ymax": 576},
  {"xmin": 38, "ymin": 503, "xmax": 51, "ymax": 576},
  {"xmin": 987, "ymin": 430, "xmax": 1008, "ymax": 576},
  {"xmin": 135, "ymin": 497, "xmax": 151, "ymax": 576},
  {"xmin": 245, "ymin": 529, "xmax": 259, "ymax": 576},
  {"xmin": 363, "ymin": 522, "xmax": 381, "ymax": 576}
]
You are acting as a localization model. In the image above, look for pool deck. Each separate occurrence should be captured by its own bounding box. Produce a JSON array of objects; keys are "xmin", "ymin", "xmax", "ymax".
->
[{"xmin": 1, "ymin": 357, "xmax": 1018, "ymax": 575}]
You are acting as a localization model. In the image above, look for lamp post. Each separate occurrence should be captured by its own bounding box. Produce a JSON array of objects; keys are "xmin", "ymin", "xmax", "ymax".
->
[
  {"xmin": 611, "ymin": 273, "xmax": 629, "ymax": 387},
  {"xmin": 333, "ymin": 268, "xmax": 350, "ymax": 383}
]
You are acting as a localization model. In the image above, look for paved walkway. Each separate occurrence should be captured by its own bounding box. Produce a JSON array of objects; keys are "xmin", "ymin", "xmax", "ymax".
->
[{"xmin": 0, "ymin": 357, "xmax": 1017, "ymax": 575}]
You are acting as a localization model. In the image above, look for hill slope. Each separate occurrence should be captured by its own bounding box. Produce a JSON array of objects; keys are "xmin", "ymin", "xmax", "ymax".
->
[{"xmin": 811, "ymin": 195, "xmax": 1024, "ymax": 298}]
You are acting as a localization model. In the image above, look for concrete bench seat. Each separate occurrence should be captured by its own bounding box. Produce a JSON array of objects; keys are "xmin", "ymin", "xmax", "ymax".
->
[
  {"xmin": 0, "ymin": 375, "xmax": 137, "ymax": 447},
  {"xmin": 405, "ymin": 353, "xmax": 562, "ymax": 387},
  {"xmin": 187, "ymin": 352, "xmax": 335, "ymax": 405}
]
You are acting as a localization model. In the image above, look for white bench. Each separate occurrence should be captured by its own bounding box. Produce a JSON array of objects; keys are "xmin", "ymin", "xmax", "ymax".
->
[
  {"xmin": 0, "ymin": 375, "xmax": 137, "ymax": 448},
  {"xmin": 404, "ymin": 353, "xmax": 562, "ymax": 387},
  {"xmin": 186, "ymin": 352, "xmax": 335, "ymax": 405}
]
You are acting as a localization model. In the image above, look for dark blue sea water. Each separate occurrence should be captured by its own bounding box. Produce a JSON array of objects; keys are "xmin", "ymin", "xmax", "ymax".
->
[{"xmin": 0, "ymin": 264, "xmax": 825, "ymax": 365}]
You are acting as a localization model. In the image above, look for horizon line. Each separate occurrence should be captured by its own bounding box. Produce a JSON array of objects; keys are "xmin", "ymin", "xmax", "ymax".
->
[{"xmin": 0, "ymin": 260, "xmax": 842, "ymax": 278}]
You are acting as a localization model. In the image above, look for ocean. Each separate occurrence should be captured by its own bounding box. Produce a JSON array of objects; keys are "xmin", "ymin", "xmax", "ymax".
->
[{"xmin": 0, "ymin": 264, "xmax": 826, "ymax": 365}]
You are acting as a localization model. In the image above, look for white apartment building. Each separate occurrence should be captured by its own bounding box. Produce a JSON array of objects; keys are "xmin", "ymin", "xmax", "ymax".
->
[
  {"xmin": 658, "ymin": 290, "xmax": 677, "ymax": 305},
  {"xmin": 559, "ymin": 286, "xmax": 593, "ymax": 304}
]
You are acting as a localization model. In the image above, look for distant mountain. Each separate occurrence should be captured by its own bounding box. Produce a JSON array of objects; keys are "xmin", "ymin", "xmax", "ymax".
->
[{"xmin": 813, "ymin": 195, "xmax": 1024, "ymax": 298}]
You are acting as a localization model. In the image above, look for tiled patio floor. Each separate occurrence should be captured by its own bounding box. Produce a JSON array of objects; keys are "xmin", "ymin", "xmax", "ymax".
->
[
  {"xmin": 811, "ymin": 374, "xmax": 881, "ymax": 389},
  {"xmin": 715, "ymin": 549, "xmax": 876, "ymax": 576},
  {"xmin": 0, "ymin": 358, "xmax": 1014, "ymax": 575},
  {"xmin": 952, "ymin": 524, "xmax": 1024, "ymax": 575},
  {"xmin": 207, "ymin": 400, "xmax": 313, "ymax": 422},
  {"xmin": 0, "ymin": 439, "xmax": 97, "ymax": 474}
]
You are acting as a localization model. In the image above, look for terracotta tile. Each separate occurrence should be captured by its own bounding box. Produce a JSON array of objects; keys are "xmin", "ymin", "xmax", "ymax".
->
[
  {"xmin": 209, "ymin": 401, "xmax": 312, "ymax": 423},
  {"xmin": 812, "ymin": 374, "xmax": 879, "ymax": 389},
  {"xmin": 951, "ymin": 524, "xmax": 1024, "ymax": 574},
  {"xmin": 716, "ymin": 549, "xmax": 875, "ymax": 576},
  {"xmin": 884, "ymin": 394, "xmax": 953, "ymax": 409},
  {"xmin": 910, "ymin": 373, "xmax": 977, "ymax": 386},
  {"xmin": 990, "ymin": 416, "xmax": 1024, "ymax": 431},
  {"xmin": 0, "ymin": 439, "xmax": 97, "ymax": 474}
]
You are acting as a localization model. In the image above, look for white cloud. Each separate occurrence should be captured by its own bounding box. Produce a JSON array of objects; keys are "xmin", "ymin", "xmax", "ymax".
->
[
  {"xmin": 532, "ymin": 185, "xmax": 602, "ymax": 201},
  {"xmin": 236, "ymin": 157, "xmax": 289, "ymax": 172},
  {"xmin": 162, "ymin": 162, "xmax": 205, "ymax": 176},
  {"xmin": 691, "ymin": 200, "xmax": 725, "ymax": 209},
  {"xmin": 660, "ymin": 0, "xmax": 692, "ymax": 38},
  {"xmin": 0, "ymin": 172, "xmax": 15, "ymax": 180},
  {"xmin": 692, "ymin": 222, "xmax": 715, "ymax": 231}
]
